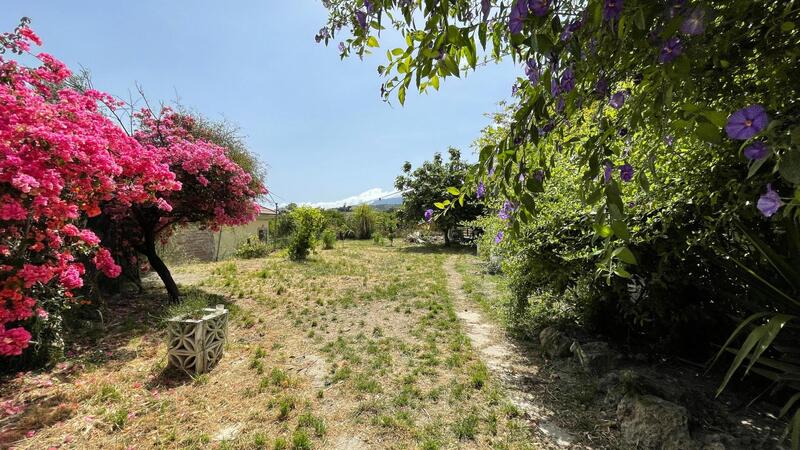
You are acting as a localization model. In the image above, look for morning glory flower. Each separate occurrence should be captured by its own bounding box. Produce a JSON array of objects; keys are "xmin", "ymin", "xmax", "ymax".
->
[
  {"xmin": 595, "ymin": 77, "xmax": 609, "ymax": 97},
  {"xmin": 550, "ymin": 78, "xmax": 561, "ymax": 97},
  {"xmin": 424, "ymin": 208, "xmax": 434, "ymax": 223},
  {"xmin": 603, "ymin": 162, "xmax": 614, "ymax": 183},
  {"xmin": 560, "ymin": 68, "xmax": 575, "ymax": 93},
  {"xmin": 481, "ymin": 0, "xmax": 491, "ymax": 21},
  {"xmin": 525, "ymin": 59, "xmax": 540, "ymax": 84},
  {"xmin": 681, "ymin": 8, "xmax": 705, "ymax": 35},
  {"xmin": 619, "ymin": 163, "xmax": 634, "ymax": 182},
  {"xmin": 725, "ymin": 105, "xmax": 769, "ymax": 140},
  {"xmin": 757, "ymin": 184, "xmax": 782, "ymax": 217},
  {"xmin": 658, "ymin": 37, "xmax": 682, "ymax": 63},
  {"xmin": 609, "ymin": 91, "xmax": 626, "ymax": 109},
  {"xmin": 355, "ymin": 10, "xmax": 368, "ymax": 29},
  {"xmin": 603, "ymin": 0, "xmax": 623, "ymax": 21},
  {"xmin": 528, "ymin": 0, "xmax": 550, "ymax": 17},
  {"xmin": 476, "ymin": 181, "xmax": 485, "ymax": 199},
  {"xmin": 494, "ymin": 231, "xmax": 504, "ymax": 243},
  {"xmin": 509, "ymin": 0, "xmax": 529, "ymax": 34},
  {"xmin": 743, "ymin": 142, "xmax": 769, "ymax": 160},
  {"xmin": 556, "ymin": 96, "xmax": 565, "ymax": 113},
  {"xmin": 498, "ymin": 200, "xmax": 516, "ymax": 220}
]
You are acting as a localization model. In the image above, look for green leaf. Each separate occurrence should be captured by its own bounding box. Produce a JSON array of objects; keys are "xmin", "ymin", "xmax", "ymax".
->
[
  {"xmin": 433, "ymin": 202, "xmax": 445, "ymax": 209},
  {"xmin": 613, "ymin": 246, "xmax": 637, "ymax": 265},
  {"xmin": 367, "ymin": 36, "xmax": 379, "ymax": 47},
  {"xmin": 611, "ymin": 220, "xmax": 631, "ymax": 239},
  {"xmin": 446, "ymin": 186, "xmax": 460, "ymax": 195},
  {"xmin": 782, "ymin": 21, "xmax": 796, "ymax": 32},
  {"xmin": 391, "ymin": 48, "xmax": 404, "ymax": 56},
  {"xmin": 634, "ymin": 9, "xmax": 645, "ymax": 30},
  {"xmin": 702, "ymin": 111, "xmax": 728, "ymax": 128},
  {"xmin": 398, "ymin": 85, "xmax": 406, "ymax": 105},
  {"xmin": 780, "ymin": 150, "xmax": 800, "ymax": 184},
  {"xmin": 695, "ymin": 122, "xmax": 721, "ymax": 144}
]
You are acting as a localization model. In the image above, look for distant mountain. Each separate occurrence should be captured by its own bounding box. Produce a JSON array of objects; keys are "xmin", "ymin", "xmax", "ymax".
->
[{"xmin": 368, "ymin": 196, "xmax": 403, "ymax": 211}]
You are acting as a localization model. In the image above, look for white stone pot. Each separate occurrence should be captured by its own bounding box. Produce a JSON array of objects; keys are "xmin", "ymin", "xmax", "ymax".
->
[{"xmin": 167, "ymin": 304, "xmax": 228, "ymax": 374}]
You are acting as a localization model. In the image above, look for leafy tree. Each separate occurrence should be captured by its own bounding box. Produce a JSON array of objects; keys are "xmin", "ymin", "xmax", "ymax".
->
[
  {"xmin": 395, "ymin": 148, "xmax": 484, "ymax": 244},
  {"xmin": 350, "ymin": 204, "xmax": 375, "ymax": 239},
  {"xmin": 287, "ymin": 206, "xmax": 325, "ymax": 260},
  {"xmin": 320, "ymin": 0, "xmax": 800, "ymax": 440},
  {"xmin": 94, "ymin": 108, "xmax": 264, "ymax": 303}
]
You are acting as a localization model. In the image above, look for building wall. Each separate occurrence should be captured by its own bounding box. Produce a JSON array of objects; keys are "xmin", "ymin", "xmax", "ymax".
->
[{"xmin": 160, "ymin": 214, "xmax": 274, "ymax": 263}]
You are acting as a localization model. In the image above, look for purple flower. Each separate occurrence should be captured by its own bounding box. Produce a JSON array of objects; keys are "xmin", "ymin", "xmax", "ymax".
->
[
  {"xmin": 488, "ymin": 165, "xmax": 496, "ymax": 176},
  {"xmin": 560, "ymin": 68, "xmax": 575, "ymax": 93},
  {"xmin": 519, "ymin": 172, "xmax": 526, "ymax": 182},
  {"xmin": 556, "ymin": 96, "xmax": 565, "ymax": 113},
  {"xmin": 528, "ymin": 0, "xmax": 550, "ymax": 17},
  {"xmin": 681, "ymin": 8, "xmax": 705, "ymax": 35},
  {"xmin": 725, "ymin": 105, "xmax": 769, "ymax": 140},
  {"xmin": 511, "ymin": 83, "xmax": 519, "ymax": 96},
  {"xmin": 658, "ymin": 37, "xmax": 683, "ymax": 63},
  {"xmin": 364, "ymin": 0, "xmax": 374, "ymax": 13},
  {"xmin": 550, "ymin": 78, "xmax": 560, "ymax": 97},
  {"xmin": 533, "ymin": 169, "xmax": 544, "ymax": 181},
  {"xmin": 494, "ymin": 231, "xmax": 504, "ymax": 243},
  {"xmin": 509, "ymin": 0, "xmax": 528, "ymax": 34},
  {"xmin": 743, "ymin": 142, "xmax": 769, "ymax": 160},
  {"xmin": 757, "ymin": 184, "xmax": 783, "ymax": 217},
  {"xmin": 355, "ymin": 10, "xmax": 368, "ymax": 29},
  {"xmin": 560, "ymin": 19, "xmax": 582, "ymax": 41},
  {"xmin": 603, "ymin": 0, "xmax": 623, "ymax": 21},
  {"xmin": 314, "ymin": 27, "xmax": 330, "ymax": 43},
  {"xmin": 525, "ymin": 59, "xmax": 540, "ymax": 84},
  {"xmin": 476, "ymin": 181, "xmax": 485, "ymax": 199},
  {"xmin": 338, "ymin": 42, "xmax": 346, "ymax": 53},
  {"xmin": 481, "ymin": 0, "xmax": 491, "ymax": 21},
  {"xmin": 539, "ymin": 121, "xmax": 555, "ymax": 135},
  {"xmin": 609, "ymin": 91, "xmax": 626, "ymax": 109},
  {"xmin": 664, "ymin": 135, "xmax": 675, "ymax": 147},
  {"xmin": 424, "ymin": 208, "xmax": 434, "ymax": 223},
  {"xmin": 498, "ymin": 200, "xmax": 516, "ymax": 220},
  {"xmin": 603, "ymin": 162, "xmax": 614, "ymax": 183},
  {"xmin": 595, "ymin": 77, "xmax": 608, "ymax": 97},
  {"xmin": 619, "ymin": 163, "xmax": 634, "ymax": 182}
]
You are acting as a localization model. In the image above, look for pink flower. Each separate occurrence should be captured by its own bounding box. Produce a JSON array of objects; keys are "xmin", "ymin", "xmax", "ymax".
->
[
  {"xmin": 18, "ymin": 27, "xmax": 42, "ymax": 46},
  {"xmin": 11, "ymin": 174, "xmax": 40, "ymax": 193},
  {"xmin": 77, "ymin": 229, "xmax": 101, "ymax": 246},
  {"xmin": 62, "ymin": 224, "xmax": 80, "ymax": 237},
  {"xmin": 0, "ymin": 200, "xmax": 27, "ymax": 221},
  {"xmin": 156, "ymin": 197, "xmax": 173, "ymax": 212},
  {"xmin": 0, "ymin": 327, "xmax": 32, "ymax": 356},
  {"xmin": 93, "ymin": 248, "xmax": 122, "ymax": 278},
  {"xmin": 59, "ymin": 265, "xmax": 83, "ymax": 289},
  {"xmin": 18, "ymin": 264, "xmax": 54, "ymax": 288},
  {"xmin": 35, "ymin": 308, "xmax": 49, "ymax": 319}
]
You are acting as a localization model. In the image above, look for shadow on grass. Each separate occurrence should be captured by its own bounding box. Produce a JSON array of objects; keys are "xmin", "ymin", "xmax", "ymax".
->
[{"xmin": 399, "ymin": 243, "xmax": 476, "ymax": 255}]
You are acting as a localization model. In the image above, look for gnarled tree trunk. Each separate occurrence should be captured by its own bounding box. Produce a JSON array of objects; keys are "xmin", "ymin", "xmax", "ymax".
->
[{"xmin": 138, "ymin": 225, "xmax": 181, "ymax": 303}]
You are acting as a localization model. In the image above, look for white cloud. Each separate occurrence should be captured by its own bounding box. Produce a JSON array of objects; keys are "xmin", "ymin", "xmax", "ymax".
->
[{"xmin": 301, "ymin": 187, "xmax": 396, "ymax": 210}]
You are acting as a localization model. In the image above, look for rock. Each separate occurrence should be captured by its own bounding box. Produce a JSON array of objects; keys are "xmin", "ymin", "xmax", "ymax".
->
[
  {"xmin": 597, "ymin": 369, "xmax": 641, "ymax": 406},
  {"xmin": 616, "ymin": 394, "xmax": 696, "ymax": 450},
  {"xmin": 700, "ymin": 433, "xmax": 737, "ymax": 450},
  {"xmin": 570, "ymin": 341, "xmax": 621, "ymax": 375},
  {"xmin": 539, "ymin": 327, "xmax": 571, "ymax": 358}
]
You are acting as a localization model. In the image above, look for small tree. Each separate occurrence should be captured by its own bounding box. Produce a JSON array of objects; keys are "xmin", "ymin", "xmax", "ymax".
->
[
  {"xmin": 395, "ymin": 148, "xmax": 484, "ymax": 245},
  {"xmin": 350, "ymin": 204, "xmax": 375, "ymax": 239},
  {"xmin": 287, "ymin": 206, "xmax": 325, "ymax": 261},
  {"xmin": 97, "ymin": 108, "xmax": 265, "ymax": 302}
]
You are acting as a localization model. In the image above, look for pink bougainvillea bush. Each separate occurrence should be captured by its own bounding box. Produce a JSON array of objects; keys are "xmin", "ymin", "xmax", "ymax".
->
[
  {"xmin": 0, "ymin": 23, "xmax": 179, "ymax": 357},
  {"xmin": 97, "ymin": 107, "xmax": 265, "ymax": 302}
]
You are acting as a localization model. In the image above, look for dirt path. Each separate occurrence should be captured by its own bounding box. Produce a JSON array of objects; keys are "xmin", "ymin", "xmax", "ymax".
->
[{"xmin": 443, "ymin": 256, "xmax": 579, "ymax": 448}]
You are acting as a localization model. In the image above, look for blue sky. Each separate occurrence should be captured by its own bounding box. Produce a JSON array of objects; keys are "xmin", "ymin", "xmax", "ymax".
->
[{"xmin": 4, "ymin": 1, "xmax": 518, "ymax": 207}]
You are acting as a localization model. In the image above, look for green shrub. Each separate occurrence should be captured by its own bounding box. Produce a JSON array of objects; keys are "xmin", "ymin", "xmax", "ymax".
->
[
  {"xmin": 234, "ymin": 237, "xmax": 271, "ymax": 259},
  {"xmin": 351, "ymin": 204, "xmax": 375, "ymax": 239},
  {"xmin": 287, "ymin": 206, "xmax": 324, "ymax": 261},
  {"xmin": 321, "ymin": 229, "xmax": 336, "ymax": 249}
]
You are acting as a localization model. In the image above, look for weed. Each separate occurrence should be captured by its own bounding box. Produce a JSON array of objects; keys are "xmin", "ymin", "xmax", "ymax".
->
[
  {"xmin": 452, "ymin": 413, "xmax": 479, "ymax": 440},
  {"xmin": 297, "ymin": 412, "xmax": 326, "ymax": 436},
  {"xmin": 291, "ymin": 429, "xmax": 312, "ymax": 450},
  {"xmin": 469, "ymin": 362, "xmax": 489, "ymax": 389}
]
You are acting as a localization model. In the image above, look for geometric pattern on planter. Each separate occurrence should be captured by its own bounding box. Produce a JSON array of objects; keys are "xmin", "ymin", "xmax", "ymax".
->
[{"xmin": 167, "ymin": 305, "xmax": 228, "ymax": 374}]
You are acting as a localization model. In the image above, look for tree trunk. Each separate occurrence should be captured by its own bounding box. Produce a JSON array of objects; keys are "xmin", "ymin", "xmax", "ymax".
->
[
  {"xmin": 443, "ymin": 227, "xmax": 451, "ymax": 246},
  {"xmin": 140, "ymin": 226, "xmax": 181, "ymax": 303}
]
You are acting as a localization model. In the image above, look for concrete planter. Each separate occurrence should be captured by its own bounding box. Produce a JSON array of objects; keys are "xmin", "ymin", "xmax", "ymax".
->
[{"xmin": 167, "ymin": 305, "xmax": 228, "ymax": 374}]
